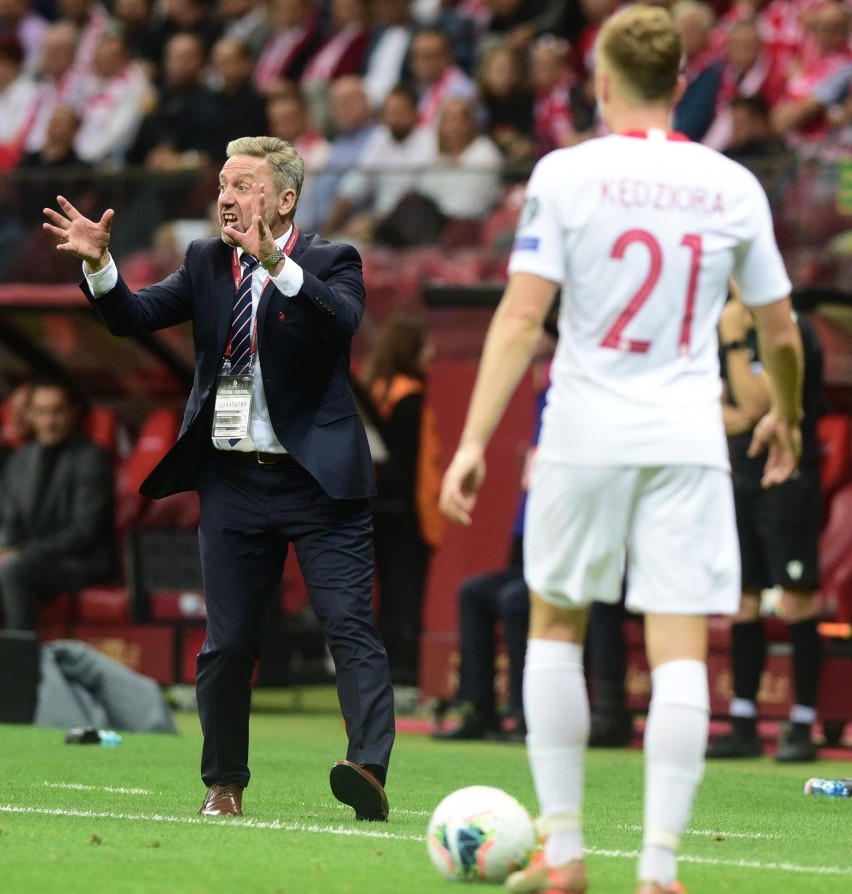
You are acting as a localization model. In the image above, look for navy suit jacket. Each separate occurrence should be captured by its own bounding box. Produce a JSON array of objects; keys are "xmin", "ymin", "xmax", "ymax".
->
[{"xmin": 81, "ymin": 231, "xmax": 376, "ymax": 501}]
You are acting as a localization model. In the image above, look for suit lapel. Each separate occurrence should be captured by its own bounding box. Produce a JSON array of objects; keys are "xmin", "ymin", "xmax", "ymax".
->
[
  {"xmin": 215, "ymin": 246, "xmax": 237, "ymax": 361},
  {"xmin": 257, "ymin": 232, "xmax": 309, "ymax": 334}
]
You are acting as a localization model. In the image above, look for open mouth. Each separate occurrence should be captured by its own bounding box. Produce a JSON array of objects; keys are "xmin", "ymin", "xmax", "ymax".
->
[{"xmin": 222, "ymin": 213, "xmax": 240, "ymax": 228}]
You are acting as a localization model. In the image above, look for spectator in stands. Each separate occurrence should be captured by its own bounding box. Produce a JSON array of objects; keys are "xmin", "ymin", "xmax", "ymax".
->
[
  {"xmin": 530, "ymin": 34, "xmax": 595, "ymax": 157},
  {"xmin": 1, "ymin": 380, "xmax": 33, "ymax": 449},
  {"xmin": 265, "ymin": 87, "xmax": 329, "ymax": 232},
  {"xmin": 21, "ymin": 21, "xmax": 80, "ymax": 158},
  {"xmin": 46, "ymin": 133, "xmax": 395, "ymax": 822},
  {"xmin": 205, "ymin": 37, "xmax": 268, "ymax": 165},
  {"xmin": 302, "ymin": 0, "xmax": 370, "ymax": 88},
  {"xmin": 320, "ymin": 83, "xmax": 436, "ymax": 241},
  {"xmin": 433, "ymin": 322, "xmax": 555, "ymax": 743},
  {"xmin": 252, "ymin": 0, "xmax": 324, "ymax": 94},
  {"xmin": 0, "ymin": 33, "xmax": 40, "ymax": 171},
  {"xmin": 476, "ymin": 39, "xmax": 536, "ymax": 165},
  {"xmin": 408, "ymin": 27, "xmax": 477, "ymax": 128},
  {"xmin": 703, "ymin": 19, "xmax": 787, "ymax": 151},
  {"xmin": 771, "ymin": 1, "xmax": 852, "ymax": 147},
  {"xmin": 19, "ymin": 103, "xmax": 86, "ymax": 170},
  {"xmin": 723, "ymin": 94, "xmax": 789, "ymax": 164},
  {"xmin": 707, "ymin": 289, "xmax": 824, "ymax": 763},
  {"xmin": 55, "ymin": 0, "xmax": 112, "ymax": 75},
  {"xmin": 159, "ymin": 0, "xmax": 223, "ymax": 54},
  {"xmin": 361, "ymin": 0, "xmax": 413, "ymax": 110},
  {"xmin": 129, "ymin": 31, "xmax": 218, "ymax": 171},
  {"xmin": 0, "ymin": 374, "xmax": 114, "ymax": 631},
  {"xmin": 112, "ymin": 0, "xmax": 172, "ymax": 82},
  {"xmin": 0, "ymin": 0, "xmax": 48, "ymax": 72},
  {"xmin": 73, "ymin": 24, "xmax": 155, "ymax": 167},
  {"xmin": 672, "ymin": 0, "xmax": 723, "ymax": 142},
  {"xmin": 360, "ymin": 315, "xmax": 443, "ymax": 691},
  {"xmin": 417, "ymin": 95, "xmax": 503, "ymax": 242},
  {"xmin": 303, "ymin": 75, "xmax": 376, "ymax": 233},
  {"xmin": 216, "ymin": 0, "xmax": 271, "ymax": 59}
]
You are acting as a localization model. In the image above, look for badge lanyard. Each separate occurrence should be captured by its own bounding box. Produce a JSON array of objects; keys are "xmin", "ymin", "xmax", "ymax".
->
[{"xmin": 212, "ymin": 226, "xmax": 300, "ymax": 441}]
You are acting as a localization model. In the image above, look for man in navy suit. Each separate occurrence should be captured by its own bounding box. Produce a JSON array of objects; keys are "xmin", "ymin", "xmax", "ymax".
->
[{"xmin": 44, "ymin": 136, "xmax": 395, "ymax": 821}]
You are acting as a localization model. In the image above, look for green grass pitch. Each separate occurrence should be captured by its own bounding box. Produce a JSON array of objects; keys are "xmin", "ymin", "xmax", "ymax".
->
[{"xmin": 2, "ymin": 687, "xmax": 851, "ymax": 893}]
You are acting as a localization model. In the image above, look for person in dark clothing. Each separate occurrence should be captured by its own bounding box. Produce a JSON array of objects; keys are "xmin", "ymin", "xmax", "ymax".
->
[
  {"xmin": 707, "ymin": 289, "xmax": 824, "ymax": 763},
  {"xmin": 0, "ymin": 374, "xmax": 114, "ymax": 631}
]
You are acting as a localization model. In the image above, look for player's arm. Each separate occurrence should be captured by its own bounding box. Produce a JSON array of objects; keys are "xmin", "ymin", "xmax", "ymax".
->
[
  {"xmin": 747, "ymin": 296, "xmax": 803, "ymax": 486},
  {"xmin": 719, "ymin": 289, "xmax": 770, "ymax": 433},
  {"xmin": 440, "ymin": 272, "xmax": 558, "ymax": 525}
]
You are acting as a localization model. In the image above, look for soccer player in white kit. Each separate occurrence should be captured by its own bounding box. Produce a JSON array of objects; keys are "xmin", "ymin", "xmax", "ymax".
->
[{"xmin": 439, "ymin": 7, "xmax": 803, "ymax": 894}]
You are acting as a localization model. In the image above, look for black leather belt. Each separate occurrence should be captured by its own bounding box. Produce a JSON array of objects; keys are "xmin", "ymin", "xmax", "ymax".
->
[{"xmin": 223, "ymin": 451, "xmax": 294, "ymax": 465}]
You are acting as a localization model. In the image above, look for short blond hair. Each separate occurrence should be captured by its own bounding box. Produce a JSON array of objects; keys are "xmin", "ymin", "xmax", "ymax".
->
[
  {"xmin": 597, "ymin": 5, "xmax": 682, "ymax": 103},
  {"xmin": 226, "ymin": 136, "xmax": 305, "ymax": 197}
]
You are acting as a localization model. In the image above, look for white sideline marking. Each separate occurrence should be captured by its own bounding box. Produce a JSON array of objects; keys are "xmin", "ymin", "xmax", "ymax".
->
[
  {"xmin": 615, "ymin": 823, "xmax": 783, "ymax": 841},
  {"xmin": 2, "ymin": 804, "xmax": 851, "ymax": 877},
  {"xmin": 43, "ymin": 782, "xmax": 151, "ymax": 796}
]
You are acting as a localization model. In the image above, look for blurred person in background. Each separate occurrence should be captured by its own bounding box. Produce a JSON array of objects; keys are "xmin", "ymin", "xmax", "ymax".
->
[
  {"xmin": 771, "ymin": 0, "xmax": 852, "ymax": 148},
  {"xmin": 672, "ymin": 0, "xmax": 723, "ymax": 142},
  {"xmin": 320, "ymin": 83, "xmax": 436, "ymax": 241},
  {"xmin": 416, "ymin": 95, "xmax": 503, "ymax": 244},
  {"xmin": 0, "ymin": 33, "xmax": 40, "ymax": 171},
  {"xmin": 22, "ymin": 21, "xmax": 81, "ymax": 157},
  {"xmin": 217, "ymin": 0, "xmax": 271, "ymax": 59},
  {"xmin": 205, "ymin": 36, "xmax": 268, "ymax": 164},
  {"xmin": 129, "ymin": 30, "xmax": 218, "ymax": 171},
  {"xmin": 0, "ymin": 380, "xmax": 33, "ymax": 450},
  {"xmin": 707, "ymin": 289, "xmax": 824, "ymax": 764},
  {"xmin": 72, "ymin": 24, "xmax": 155, "ymax": 167},
  {"xmin": 111, "ymin": 0, "xmax": 171, "ymax": 81},
  {"xmin": 702, "ymin": 19, "xmax": 787, "ymax": 151},
  {"xmin": 54, "ymin": 0, "xmax": 111, "ymax": 75},
  {"xmin": 252, "ymin": 0, "xmax": 323, "ymax": 94},
  {"xmin": 409, "ymin": 27, "xmax": 477, "ymax": 129},
  {"xmin": 360, "ymin": 315, "xmax": 443, "ymax": 695},
  {"xmin": 361, "ymin": 0, "xmax": 413, "ymax": 110},
  {"xmin": 530, "ymin": 34, "xmax": 595, "ymax": 157},
  {"xmin": 476, "ymin": 39, "xmax": 536, "ymax": 165},
  {"xmin": 0, "ymin": 374, "xmax": 114, "ymax": 631},
  {"xmin": 304, "ymin": 74, "xmax": 376, "ymax": 232},
  {"xmin": 0, "ymin": 0, "xmax": 48, "ymax": 72}
]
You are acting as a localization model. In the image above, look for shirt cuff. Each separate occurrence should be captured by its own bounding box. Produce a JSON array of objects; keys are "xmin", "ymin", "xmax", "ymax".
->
[
  {"xmin": 272, "ymin": 255, "xmax": 304, "ymax": 297},
  {"xmin": 84, "ymin": 256, "xmax": 118, "ymax": 295}
]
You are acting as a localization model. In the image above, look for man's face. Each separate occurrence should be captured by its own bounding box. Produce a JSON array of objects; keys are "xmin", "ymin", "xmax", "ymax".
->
[
  {"xmin": 28, "ymin": 386, "xmax": 77, "ymax": 447},
  {"xmin": 410, "ymin": 33, "xmax": 450, "ymax": 85},
  {"xmin": 217, "ymin": 154, "xmax": 291, "ymax": 242},
  {"xmin": 382, "ymin": 93, "xmax": 417, "ymax": 141}
]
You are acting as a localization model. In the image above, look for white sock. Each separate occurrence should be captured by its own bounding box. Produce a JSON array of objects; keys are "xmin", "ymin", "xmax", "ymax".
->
[
  {"xmin": 523, "ymin": 638, "xmax": 588, "ymax": 866},
  {"xmin": 639, "ymin": 659, "xmax": 709, "ymax": 886}
]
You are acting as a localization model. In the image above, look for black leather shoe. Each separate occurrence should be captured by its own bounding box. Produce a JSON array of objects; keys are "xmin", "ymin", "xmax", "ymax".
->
[
  {"xmin": 330, "ymin": 760, "xmax": 389, "ymax": 821},
  {"xmin": 775, "ymin": 724, "xmax": 818, "ymax": 763},
  {"xmin": 706, "ymin": 729, "xmax": 762, "ymax": 758}
]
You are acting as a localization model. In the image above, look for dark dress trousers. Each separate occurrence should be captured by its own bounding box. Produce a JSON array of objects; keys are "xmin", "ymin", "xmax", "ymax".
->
[{"xmin": 82, "ymin": 231, "xmax": 395, "ymax": 787}]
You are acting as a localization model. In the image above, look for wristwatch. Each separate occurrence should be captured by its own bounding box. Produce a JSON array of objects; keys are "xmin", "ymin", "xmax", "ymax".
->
[
  {"xmin": 721, "ymin": 339, "xmax": 748, "ymax": 352},
  {"xmin": 261, "ymin": 248, "xmax": 286, "ymax": 271}
]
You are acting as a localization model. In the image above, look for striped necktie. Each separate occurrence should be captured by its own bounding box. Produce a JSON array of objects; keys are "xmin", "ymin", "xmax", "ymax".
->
[{"xmin": 229, "ymin": 254, "xmax": 258, "ymax": 375}]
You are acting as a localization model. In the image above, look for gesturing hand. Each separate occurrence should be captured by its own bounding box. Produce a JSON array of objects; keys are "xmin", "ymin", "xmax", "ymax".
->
[
  {"xmin": 221, "ymin": 182, "xmax": 277, "ymax": 265},
  {"xmin": 43, "ymin": 195, "xmax": 114, "ymax": 271}
]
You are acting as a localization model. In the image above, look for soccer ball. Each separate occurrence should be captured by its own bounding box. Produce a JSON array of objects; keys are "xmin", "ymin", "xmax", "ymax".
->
[{"xmin": 426, "ymin": 785, "xmax": 536, "ymax": 883}]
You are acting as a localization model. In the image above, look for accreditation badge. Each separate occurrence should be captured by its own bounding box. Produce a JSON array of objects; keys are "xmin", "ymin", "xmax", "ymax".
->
[{"xmin": 212, "ymin": 371, "xmax": 253, "ymax": 440}]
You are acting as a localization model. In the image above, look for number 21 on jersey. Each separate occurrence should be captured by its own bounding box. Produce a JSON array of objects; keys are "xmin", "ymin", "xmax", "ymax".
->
[{"xmin": 599, "ymin": 229, "xmax": 702, "ymax": 356}]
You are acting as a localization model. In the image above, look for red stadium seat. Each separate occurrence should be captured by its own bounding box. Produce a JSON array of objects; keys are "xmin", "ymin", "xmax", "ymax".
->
[{"xmin": 817, "ymin": 413, "xmax": 852, "ymax": 501}]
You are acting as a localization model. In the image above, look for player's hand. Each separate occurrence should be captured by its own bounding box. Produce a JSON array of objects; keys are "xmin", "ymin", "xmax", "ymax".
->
[
  {"xmin": 719, "ymin": 286, "xmax": 752, "ymax": 343},
  {"xmin": 43, "ymin": 195, "xmax": 113, "ymax": 271},
  {"xmin": 440, "ymin": 443, "xmax": 486, "ymax": 526},
  {"xmin": 747, "ymin": 409, "xmax": 802, "ymax": 487}
]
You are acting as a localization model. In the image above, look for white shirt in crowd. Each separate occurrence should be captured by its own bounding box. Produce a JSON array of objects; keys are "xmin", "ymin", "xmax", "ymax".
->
[{"xmin": 420, "ymin": 133, "xmax": 503, "ymax": 219}]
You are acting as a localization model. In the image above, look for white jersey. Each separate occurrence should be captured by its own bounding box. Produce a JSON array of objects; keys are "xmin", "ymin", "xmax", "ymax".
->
[{"xmin": 508, "ymin": 129, "xmax": 792, "ymax": 470}]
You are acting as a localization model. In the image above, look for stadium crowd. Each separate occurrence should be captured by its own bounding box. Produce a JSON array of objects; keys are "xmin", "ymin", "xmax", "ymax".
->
[{"xmin": 0, "ymin": 0, "xmax": 850, "ymax": 263}]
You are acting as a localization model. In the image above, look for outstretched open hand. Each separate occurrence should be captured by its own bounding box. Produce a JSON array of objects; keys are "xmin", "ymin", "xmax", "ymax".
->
[{"xmin": 43, "ymin": 195, "xmax": 114, "ymax": 270}]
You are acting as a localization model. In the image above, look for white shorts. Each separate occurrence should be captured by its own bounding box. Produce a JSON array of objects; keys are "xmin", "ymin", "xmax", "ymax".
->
[{"xmin": 523, "ymin": 462, "xmax": 741, "ymax": 615}]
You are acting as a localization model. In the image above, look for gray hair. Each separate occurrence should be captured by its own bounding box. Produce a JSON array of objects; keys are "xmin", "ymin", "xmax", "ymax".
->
[{"xmin": 226, "ymin": 136, "xmax": 305, "ymax": 198}]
